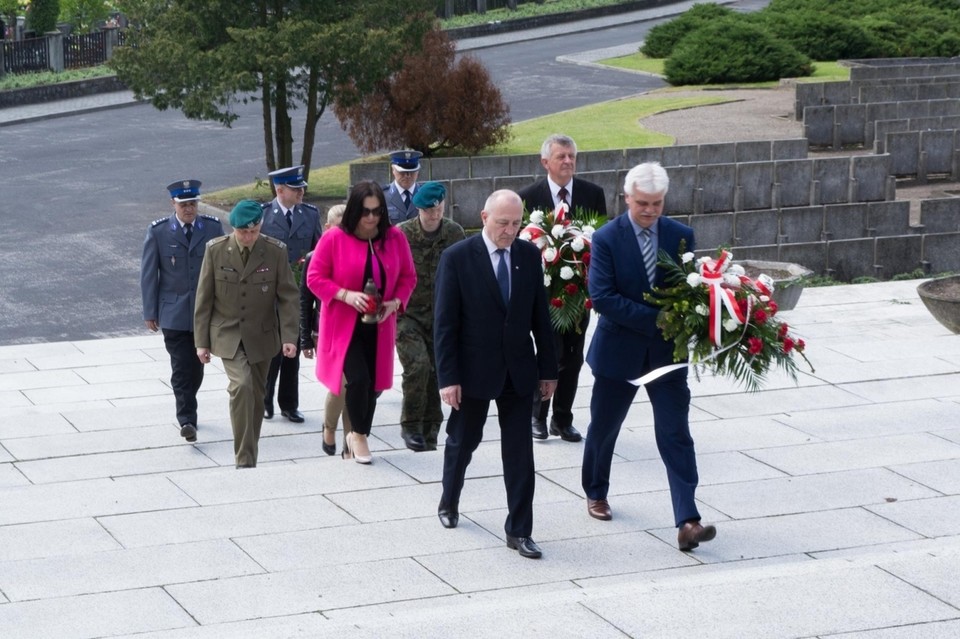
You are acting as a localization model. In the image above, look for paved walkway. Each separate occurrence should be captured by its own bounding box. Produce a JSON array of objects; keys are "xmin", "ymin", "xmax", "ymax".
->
[{"xmin": 2, "ymin": 279, "xmax": 960, "ymax": 637}]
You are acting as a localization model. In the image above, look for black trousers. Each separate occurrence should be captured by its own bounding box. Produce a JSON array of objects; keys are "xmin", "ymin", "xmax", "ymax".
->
[
  {"xmin": 162, "ymin": 328, "xmax": 204, "ymax": 426},
  {"xmin": 532, "ymin": 312, "xmax": 589, "ymax": 427},
  {"xmin": 264, "ymin": 346, "xmax": 301, "ymax": 411},
  {"xmin": 342, "ymin": 320, "xmax": 378, "ymax": 436}
]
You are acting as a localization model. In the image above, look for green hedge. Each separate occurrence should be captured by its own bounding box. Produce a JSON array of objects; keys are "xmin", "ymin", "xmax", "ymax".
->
[{"xmin": 640, "ymin": 2, "xmax": 735, "ymax": 59}]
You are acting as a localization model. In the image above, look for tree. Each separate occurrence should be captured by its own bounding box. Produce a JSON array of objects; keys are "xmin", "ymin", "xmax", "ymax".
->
[
  {"xmin": 60, "ymin": 0, "xmax": 111, "ymax": 32},
  {"xmin": 110, "ymin": 0, "xmax": 434, "ymax": 181},
  {"xmin": 334, "ymin": 28, "xmax": 511, "ymax": 156},
  {"xmin": 27, "ymin": 0, "xmax": 60, "ymax": 33}
]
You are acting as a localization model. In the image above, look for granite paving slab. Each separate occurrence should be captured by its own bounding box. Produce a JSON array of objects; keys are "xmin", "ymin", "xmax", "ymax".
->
[
  {"xmin": 891, "ymin": 457, "xmax": 960, "ymax": 494},
  {"xmin": 0, "ymin": 369, "xmax": 89, "ymax": 392},
  {"xmin": 880, "ymin": 547, "xmax": 960, "ymax": 609},
  {"xmin": 866, "ymin": 494, "xmax": 960, "ymax": 538},
  {"xmin": 15, "ymin": 445, "xmax": 218, "ymax": 483},
  {"xmin": 774, "ymin": 398, "xmax": 958, "ymax": 440},
  {"xmin": 828, "ymin": 619, "xmax": 960, "ymax": 639},
  {"xmin": 0, "ymin": 518, "xmax": 121, "ymax": 562},
  {"xmin": 840, "ymin": 373, "xmax": 960, "ymax": 403},
  {"xmin": 691, "ymin": 384, "xmax": 869, "ymax": 419},
  {"xmin": 0, "ymin": 410, "xmax": 78, "ymax": 439},
  {"xmin": 3, "ymin": 424, "xmax": 192, "ymax": 460}
]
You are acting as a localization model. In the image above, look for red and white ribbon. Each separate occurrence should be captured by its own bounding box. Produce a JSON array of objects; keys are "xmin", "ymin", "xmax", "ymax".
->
[{"xmin": 699, "ymin": 250, "xmax": 746, "ymax": 346}]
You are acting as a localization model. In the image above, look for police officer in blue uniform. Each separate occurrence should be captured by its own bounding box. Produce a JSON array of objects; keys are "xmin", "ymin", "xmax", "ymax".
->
[
  {"xmin": 385, "ymin": 150, "xmax": 423, "ymax": 224},
  {"xmin": 141, "ymin": 179, "xmax": 224, "ymax": 442},
  {"xmin": 260, "ymin": 165, "xmax": 322, "ymax": 422}
]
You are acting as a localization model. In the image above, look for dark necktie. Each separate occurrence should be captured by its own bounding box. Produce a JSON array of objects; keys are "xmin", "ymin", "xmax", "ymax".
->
[
  {"xmin": 557, "ymin": 186, "xmax": 569, "ymax": 208},
  {"xmin": 496, "ymin": 248, "xmax": 509, "ymax": 304},
  {"xmin": 641, "ymin": 228, "xmax": 656, "ymax": 285},
  {"xmin": 240, "ymin": 247, "xmax": 250, "ymax": 266},
  {"xmin": 184, "ymin": 222, "xmax": 193, "ymax": 243},
  {"xmin": 402, "ymin": 190, "xmax": 411, "ymax": 207},
  {"xmin": 285, "ymin": 209, "xmax": 292, "ymax": 228}
]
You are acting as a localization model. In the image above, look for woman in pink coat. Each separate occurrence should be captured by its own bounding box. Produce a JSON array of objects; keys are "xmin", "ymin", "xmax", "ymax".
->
[{"xmin": 306, "ymin": 181, "xmax": 416, "ymax": 464}]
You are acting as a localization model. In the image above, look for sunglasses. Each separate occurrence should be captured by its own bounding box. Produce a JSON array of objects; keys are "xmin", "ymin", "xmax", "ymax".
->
[{"xmin": 362, "ymin": 207, "xmax": 383, "ymax": 217}]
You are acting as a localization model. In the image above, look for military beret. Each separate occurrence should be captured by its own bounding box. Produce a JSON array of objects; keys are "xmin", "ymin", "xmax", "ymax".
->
[
  {"xmin": 390, "ymin": 149, "xmax": 422, "ymax": 172},
  {"xmin": 412, "ymin": 181, "xmax": 445, "ymax": 209},
  {"xmin": 230, "ymin": 200, "xmax": 264, "ymax": 229}
]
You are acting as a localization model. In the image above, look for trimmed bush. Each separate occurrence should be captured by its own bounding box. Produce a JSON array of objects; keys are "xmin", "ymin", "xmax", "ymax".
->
[
  {"xmin": 28, "ymin": 0, "xmax": 61, "ymax": 34},
  {"xmin": 755, "ymin": 11, "xmax": 889, "ymax": 60},
  {"xmin": 664, "ymin": 19, "xmax": 812, "ymax": 86},
  {"xmin": 640, "ymin": 2, "xmax": 735, "ymax": 59}
]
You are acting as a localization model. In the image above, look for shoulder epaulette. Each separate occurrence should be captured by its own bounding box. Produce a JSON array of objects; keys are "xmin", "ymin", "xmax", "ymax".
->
[
  {"xmin": 200, "ymin": 214, "xmax": 220, "ymax": 222},
  {"xmin": 261, "ymin": 201, "xmax": 273, "ymax": 209},
  {"xmin": 264, "ymin": 236, "xmax": 287, "ymax": 249},
  {"xmin": 301, "ymin": 202, "xmax": 319, "ymax": 212},
  {"xmin": 150, "ymin": 217, "xmax": 169, "ymax": 227},
  {"xmin": 208, "ymin": 236, "xmax": 230, "ymax": 245}
]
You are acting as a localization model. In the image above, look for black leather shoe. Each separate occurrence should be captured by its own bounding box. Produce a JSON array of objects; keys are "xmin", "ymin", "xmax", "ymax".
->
[
  {"xmin": 281, "ymin": 409, "xmax": 305, "ymax": 423},
  {"xmin": 549, "ymin": 421, "xmax": 582, "ymax": 442},
  {"xmin": 180, "ymin": 424, "xmax": 197, "ymax": 443},
  {"xmin": 402, "ymin": 432, "xmax": 427, "ymax": 452},
  {"xmin": 264, "ymin": 404, "xmax": 274, "ymax": 419},
  {"xmin": 506, "ymin": 535, "xmax": 542, "ymax": 559},
  {"xmin": 321, "ymin": 440, "xmax": 336, "ymax": 456},
  {"xmin": 438, "ymin": 504, "xmax": 459, "ymax": 529},
  {"xmin": 531, "ymin": 418, "xmax": 548, "ymax": 440}
]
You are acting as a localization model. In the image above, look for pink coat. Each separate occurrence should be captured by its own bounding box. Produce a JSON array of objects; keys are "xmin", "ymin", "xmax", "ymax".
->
[{"xmin": 306, "ymin": 226, "xmax": 416, "ymax": 394}]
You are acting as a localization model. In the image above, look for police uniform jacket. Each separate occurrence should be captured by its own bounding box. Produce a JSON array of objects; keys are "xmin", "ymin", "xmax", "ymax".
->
[
  {"xmin": 194, "ymin": 234, "xmax": 299, "ymax": 364},
  {"xmin": 397, "ymin": 217, "xmax": 465, "ymax": 331},
  {"xmin": 260, "ymin": 198, "xmax": 321, "ymax": 264},
  {"xmin": 385, "ymin": 182, "xmax": 421, "ymax": 225},
  {"xmin": 141, "ymin": 213, "xmax": 223, "ymax": 331}
]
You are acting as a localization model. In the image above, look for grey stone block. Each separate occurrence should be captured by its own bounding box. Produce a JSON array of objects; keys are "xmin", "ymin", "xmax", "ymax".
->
[
  {"xmin": 509, "ymin": 154, "xmax": 543, "ymax": 177},
  {"xmin": 735, "ymin": 209, "xmax": 780, "ymax": 246},
  {"xmin": 873, "ymin": 119, "xmax": 909, "ymax": 153},
  {"xmin": 688, "ymin": 213, "xmax": 735, "ymax": 251},
  {"xmin": 735, "ymin": 140, "xmax": 772, "ymax": 163},
  {"xmin": 624, "ymin": 147, "xmax": 663, "ymax": 167},
  {"xmin": 919, "ymin": 198, "xmax": 960, "ymax": 233},
  {"xmin": 921, "ymin": 129, "xmax": 955, "ymax": 175},
  {"xmin": 725, "ymin": 244, "xmax": 780, "ymax": 261},
  {"xmin": 866, "ymin": 103, "xmax": 900, "ymax": 143},
  {"xmin": 852, "ymin": 154, "xmax": 892, "ymax": 202},
  {"xmin": 772, "ymin": 138, "xmax": 809, "ymax": 160},
  {"xmin": 578, "ymin": 149, "xmax": 624, "ymax": 172},
  {"xmin": 662, "ymin": 166, "xmax": 697, "ymax": 214},
  {"xmin": 897, "ymin": 99, "xmax": 931, "ymax": 120},
  {"xmin": 888, "ymin": 131, "xmax": 921, "ymax": 176},
  {"xmin": 922, "ymin": 232, "xmax": 960, "ymax": 272},
  {"xmin": 827, "ymin": 238, "xmax": 876, "ymax": 280},
  {"xmin": 578, "ymin": 170, "xmax": 620, "ymax": 218},
  {"xmin": 349, "ymin": 162, "xmax": 390, "ymax": 186},
  {"xmin": 736, "ymin": 162, "xmax": 774, "ymax": 211},
  {"xmin": 813, "ymin": 157, "xmax": 851, "ymax": 204},
  {"xmin": 698, "ymin": 143, "xmax": 737, "ymax": 165},
  {"xmin": 448, "ymin": 177, "xmax": 494, "ymax": 229},
  {"xmin": 867, "ymin": 200, "xmax": 911, "ymax": 237},
  {"xmin": 875, "ymin": 235, "xmax": 923, "ymax": 278},
  {"xmin": 927, "ymin": 97, "xmax": 960, "ymax": 117},
  {"xmin": 698, "ymin": 164, "xmax": 736, "ymax": 213},
  {"xmin": 780, "ymin": 206, "xmax": 825, "ymax": 243},
  {"xmin": 470, "ymin": 155, "xmax": 511, "ymax": 178},
  {"xmin": 795, "ymin": 83, "xmax": 824, "ymax": 120},
  {"xmin": 778, "ymin": 242, "xmax": 826, "ymax": 276},
  {"xmin": 429, "ymin": 157, "xmax": 470, "ymax": 181},
  {"xmin": 494, "ymin": 176, "xmax": 533, "ymax": 202},
  {"xmin": 774, "ymin": 159, "xmax": 813, "ymax": 208},
  {"xmin": 824, "ymin": 203, "xmax": 868, "ymax": 240},
  {"xmin": 661, "ymin": 145, "xmax": 699, "ymax": 167},
  {"xmin": 836, "ymin": 104, "xmax": 867, "ymax": 146},
  {"xmin": 803, "ymin": 105, "xmax": 835, "ymax": 147},
  {"xmin": 823, "ymin": 81, "xmax": 853, "ymax": 107}
]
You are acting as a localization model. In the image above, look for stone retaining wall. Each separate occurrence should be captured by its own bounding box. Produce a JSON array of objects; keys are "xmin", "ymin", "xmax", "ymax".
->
[{"xmin": 0, "ymin": 75, "xmax": 126, "ymax": 108}]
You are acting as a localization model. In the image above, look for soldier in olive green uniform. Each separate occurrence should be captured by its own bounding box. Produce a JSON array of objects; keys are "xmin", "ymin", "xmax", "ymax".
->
[
  {"xmin": 194, "ymin": 200, "xmax": 300, "ymax": 468},
  {"xmin": 396, "ymin": 182, "xmax": 466, "ymax": 451}
]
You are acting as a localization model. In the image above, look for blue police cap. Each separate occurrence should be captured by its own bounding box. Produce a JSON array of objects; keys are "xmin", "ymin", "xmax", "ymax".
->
[
  {"xmin": 268, "ymin": 165, "xmax": 308, "ymax": 188},
  {"xmin": 167, "ymin": 179, "xmax": 201, "ymax": 202},
  {"xmin": 230, "ymin": 200, "xmax": 264, "ymax": 229},
  {"xmin": 390, "ymin": 150, "xmax": 422, "ymax": 172},
  {"xmin": 412, "ymin": 181, "xmax": 445, "ymax": 209}
]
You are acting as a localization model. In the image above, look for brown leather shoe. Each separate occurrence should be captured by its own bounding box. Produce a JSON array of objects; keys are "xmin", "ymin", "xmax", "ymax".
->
[
  {"xmin": 587, "ymin": 498, "xmax": 612, "ymax": 521},
  {"xmin": 677, "ymin": 520, "xmax": 717, "ymax": 551}
]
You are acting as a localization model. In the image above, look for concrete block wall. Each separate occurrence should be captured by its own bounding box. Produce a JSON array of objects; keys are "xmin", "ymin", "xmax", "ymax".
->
[
  {"xmin": 804, "ymin": 99, "xmax": 960, "ymax": 148},
  {"xmin": 882, "ymin": 129, "xmax": 960, "ymax": 180}
]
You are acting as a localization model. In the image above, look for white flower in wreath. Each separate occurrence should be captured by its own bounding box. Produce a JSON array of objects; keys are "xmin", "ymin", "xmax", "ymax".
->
[
  {"xmin": 530, "ymin": 210, "xmax": 545, "ymax": 224},
  {"xmin": 728, "ymin": 264, "xmax": 745, "ymax": 276},
  {"xmin": 723, "ymin": 273, "xmax": 742, "ymax": 288},
  {"xmin": 686, "ymin": 272, "xmax": 701, "ymax": 287},
  {"xmin": 543, "ymin": 273, "xmax": 552, "ymax": 287},
  {"xmin": 543, "ymin": 247, "xmax": 558, "ymax": 263},
  {"xmin": 695, "ymin": 303, "xmax": 710, "ymax": 316},
  {"xmin": 757, "ymin": 273, "xmax": 776, "ymax": 293},
  {"xmin": 551, "ymin": 224, "xmax": 565, "ymax": 239},
  {"xmin": 582, "ymin": 225, "xmax": 596, "ymax": 238},
  {"xmin": 560, "ymin": 266, "xmax": 575, "ymax": 280},
  {"xmin": 681, "ymin": 252, "xmax": 695, "ymax": 264},
  {"xmin": 723, "ymin": 318, "xmax": 740, "ymax": 332},
  {"xmin": 519, "ymin": 231, "xmax": 532, "ymax": 242},
  {"xmin": 570, "ymin": 236, "xmax": 585, "ymax": 252}
]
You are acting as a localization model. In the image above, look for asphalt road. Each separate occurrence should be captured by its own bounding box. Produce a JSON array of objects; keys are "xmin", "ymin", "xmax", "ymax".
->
[{"xmin": 0, "ymin": 1, "xmax": 766, "ymax": 345}]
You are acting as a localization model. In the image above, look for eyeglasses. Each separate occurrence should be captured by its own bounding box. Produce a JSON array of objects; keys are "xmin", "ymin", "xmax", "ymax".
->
[{"xmin": 362, "ymin": 207, "xmax": 383, "ymax": 217}]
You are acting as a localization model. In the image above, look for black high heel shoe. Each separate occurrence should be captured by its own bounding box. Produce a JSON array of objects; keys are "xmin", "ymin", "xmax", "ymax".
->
[{"xmin": 322, "ymin": 433, "xmax": 336, "ymax": 456}]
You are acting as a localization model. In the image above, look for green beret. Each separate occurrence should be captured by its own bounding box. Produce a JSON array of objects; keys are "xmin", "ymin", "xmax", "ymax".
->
[
  {"xmin": 412, "ymin": 182, "xmax": 446, "ymax": 209},
  {"xmin": 230, "ymin": 200, "xmax": 263, "ymax": 229}
]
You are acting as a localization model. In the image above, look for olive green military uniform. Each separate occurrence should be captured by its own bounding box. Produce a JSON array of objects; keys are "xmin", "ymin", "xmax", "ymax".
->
[
  {"xmin": 396, "ymin": 217, "xmax": 466, "ymax": 449},
  {"xmin": 194, "ymin": 233, "xmax": 299, "ymax": 467}
]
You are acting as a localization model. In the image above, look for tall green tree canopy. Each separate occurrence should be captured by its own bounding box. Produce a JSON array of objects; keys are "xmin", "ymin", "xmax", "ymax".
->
[
  {"xmin": 110, "ymin": 0, "xmax": 434, "ymax": 179},
  {"xmin": 28, "ymin": 0, "xmax": 60, "ymax": 33}
]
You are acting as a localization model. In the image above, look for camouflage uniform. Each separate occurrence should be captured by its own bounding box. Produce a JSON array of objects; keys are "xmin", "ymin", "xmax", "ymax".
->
[{"xmin": 396, "ymin": 217, "xmax": 466, "ymax": 449}]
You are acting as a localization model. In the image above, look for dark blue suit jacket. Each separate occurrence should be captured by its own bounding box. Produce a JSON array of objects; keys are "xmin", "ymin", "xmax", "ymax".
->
[
  {"xmin": 586, "ymin": 213, "xmax": 695, "ymax": 381},
  {"xmin": 434, "ymin": 234, "xmax": 558, "ymax": 400}
]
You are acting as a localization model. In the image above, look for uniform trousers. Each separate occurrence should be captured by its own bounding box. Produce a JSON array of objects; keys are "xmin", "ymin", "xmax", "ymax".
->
[
  {"xmin": 396, "ymin": 318, "xmax": 443, "ymax": 447},
  {"xmin": 532, "ymin": 312, "xmax": 589, "ymax": 427},
  {"xmin": 342, "ymin": 320, "xmax": 378, "ymax": 436},
  {"xmin": 264, "ymin": 346, "xmax": 301, "ymax": 411},
  {"xmin": 222, "ymin": 344, "xmax": 270, "ymax": 468},
  {"xmin": 440, "ymin": 375, "xmax": 536, "ymax": 537},
  {"xmin": 581, "ymin": 369, "xmax": 700, "ymax": 527},
  {"xmin": 162, "ymin": 328, "xmax": 205, "ymax": 427}
]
